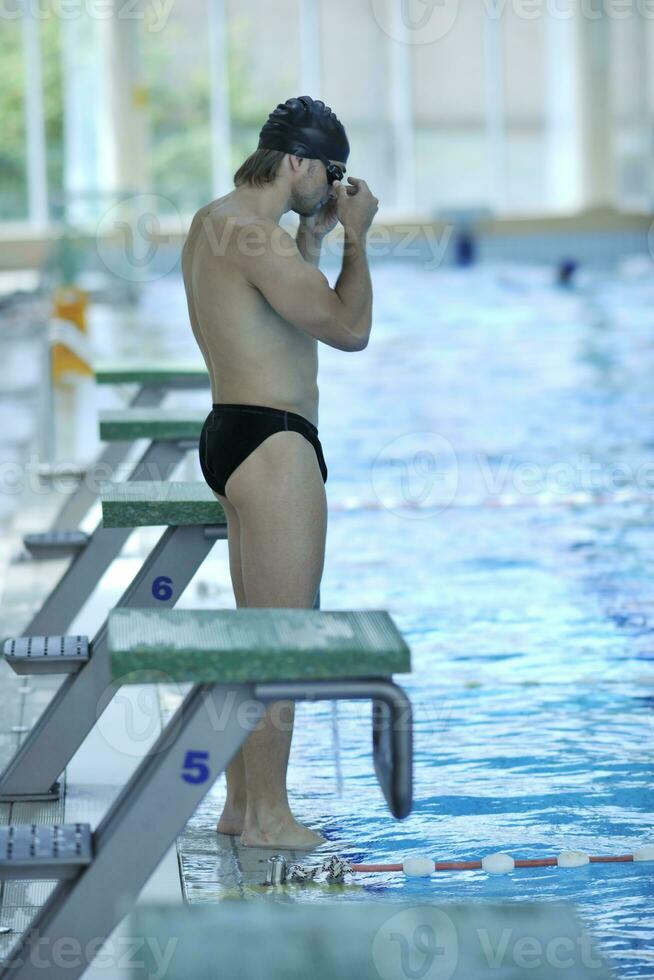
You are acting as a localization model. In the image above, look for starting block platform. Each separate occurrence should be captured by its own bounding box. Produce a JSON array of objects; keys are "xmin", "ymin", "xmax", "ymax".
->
[{"xmin": 93, "ymin": 362, "xmax": 209, "ymax": 391}]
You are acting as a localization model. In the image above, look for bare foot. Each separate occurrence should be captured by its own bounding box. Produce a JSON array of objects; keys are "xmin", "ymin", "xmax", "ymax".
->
[
  {"xmin": 240, "ymin": 816, "xmax": 325, "ymax": 850},
  {"xmin": 216, "ymin": 804, "xmax": 246, "ymax": 836}
]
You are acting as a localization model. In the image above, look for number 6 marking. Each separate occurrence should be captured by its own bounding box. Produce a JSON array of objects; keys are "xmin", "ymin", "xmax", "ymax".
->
[{"xmin": 152, "ymin": 575, "xmax": 173, "ymax": 601}]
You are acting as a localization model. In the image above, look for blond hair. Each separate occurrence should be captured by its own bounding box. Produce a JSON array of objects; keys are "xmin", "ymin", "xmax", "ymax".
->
[{"xmin": 233, "ymin": 148, "xmax": 286, "ymax": 187}]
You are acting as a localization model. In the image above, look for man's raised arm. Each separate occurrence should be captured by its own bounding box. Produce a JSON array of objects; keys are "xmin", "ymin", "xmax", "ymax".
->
[
  {"xmin": 240, "ymin": 203, "xmax": 376, "ymax": 352},
  {"xmin": 327, "ymin": 176, "xmax": 377, "ymax": 350}
]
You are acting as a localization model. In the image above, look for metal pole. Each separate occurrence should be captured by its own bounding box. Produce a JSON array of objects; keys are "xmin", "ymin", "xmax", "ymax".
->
[
  {"xmin": 484, "ymin": 9, "xmax": 508, "ymax": 212},
  {"xmin": 39, "ymin": 326, "xmax": 56, "ymax": 466},
  {"xmin": 388, "ymin": 0, "xmax": 416, "ymax": 211},
  {"xmin": 300, "ymin": 0, "xmax": 322, "ymax": 96},
  {"xmin": 21, "ymin": 1, "xmax": 48, "ymax": 227},
  {"xmin": 208, "ymin": 0, "xmax": 232, "ymax": 196}
]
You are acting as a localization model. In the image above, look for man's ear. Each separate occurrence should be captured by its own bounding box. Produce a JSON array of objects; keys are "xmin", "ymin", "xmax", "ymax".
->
[{"xmin": 288, "ymin": 154, "xmax": 304, "ymax": 174}]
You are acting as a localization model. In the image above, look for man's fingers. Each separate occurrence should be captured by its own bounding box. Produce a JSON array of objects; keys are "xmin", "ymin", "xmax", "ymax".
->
[{"xmin": 335, "ymin": 181, "xmax": 360, "ymax": 198}]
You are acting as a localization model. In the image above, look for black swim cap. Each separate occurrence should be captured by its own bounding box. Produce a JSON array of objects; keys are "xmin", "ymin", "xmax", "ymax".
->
[{"xmin": 257, "ymin": 96, "xmax": 350, "ymax": 165}]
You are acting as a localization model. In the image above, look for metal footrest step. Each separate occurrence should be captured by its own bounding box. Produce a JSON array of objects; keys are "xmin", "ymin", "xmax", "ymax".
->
[
  {"xmin": 23, "ymin": 530, "xmax": 90, "ymax": 559},
  {"xmin": 0, "ymin": 824, "xmax": 93, "ymax": 880},
  {"xmin": 3, "ymin": 635, "xmax": 90, "ymax": 675}
]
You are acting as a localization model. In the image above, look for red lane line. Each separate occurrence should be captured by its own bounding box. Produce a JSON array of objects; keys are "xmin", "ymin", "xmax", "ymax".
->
[{"xmin": 349, "ymin": 854, "xmax": 637, "ymax": 873}]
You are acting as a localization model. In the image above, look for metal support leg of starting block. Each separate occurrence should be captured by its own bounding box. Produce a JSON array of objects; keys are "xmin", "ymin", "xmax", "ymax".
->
[
  {"xmin": 0, "ymin": 676, "xmax": 411, "ymax": 980},
  {"xmin": 0, "ymin": 523, "xmax": 225, "ymax": 803},
  {"xmin": 0, "ymin": 683, "xmax": 266, "ymax": 980},
  {"xmin": 21, "ymin": 438, "xmax": 192, "ymax": 638},
  {"xmin": 50, "ymin": 386, "xmax": 167, "ymax": 532}
]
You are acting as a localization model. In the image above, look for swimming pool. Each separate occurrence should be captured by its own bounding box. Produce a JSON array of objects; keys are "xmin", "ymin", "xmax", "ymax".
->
[{"xmin": 138, "ymin": 258, "xmax": 654, "ymax": 978}]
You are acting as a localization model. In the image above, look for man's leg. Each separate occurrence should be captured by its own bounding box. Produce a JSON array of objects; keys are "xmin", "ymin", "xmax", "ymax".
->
[
  {"xmin": 224, "ymin": 430, "xmax": 327, "ymax": 849},
  {"xmin": 210, "ymin": 493, "xmax": 249, "ymax": 834}
]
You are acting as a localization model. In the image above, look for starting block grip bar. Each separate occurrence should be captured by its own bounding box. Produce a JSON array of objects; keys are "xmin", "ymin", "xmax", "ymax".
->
[{"xmin": 254, "ymin": 678, "xmax": 413, "ymax": 819}]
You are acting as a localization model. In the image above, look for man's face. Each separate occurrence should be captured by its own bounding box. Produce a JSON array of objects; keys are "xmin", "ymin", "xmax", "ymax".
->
[{"xmin": 290, "ymin": 158, "xmax": 346, "ymax": 217}]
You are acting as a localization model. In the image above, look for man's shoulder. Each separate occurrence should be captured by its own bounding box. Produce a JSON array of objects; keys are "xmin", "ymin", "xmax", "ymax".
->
[
  {"xmin": 195, "ymin": 206, "xmax": 289, "ymax": 245},
  {"xmin": 194, "ymin": 208, "xmax": 299, "ymax": 271}
]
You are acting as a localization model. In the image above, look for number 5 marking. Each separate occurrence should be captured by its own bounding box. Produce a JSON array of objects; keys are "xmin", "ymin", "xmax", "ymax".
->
[{"xmin": 182, "ymin": 750, "xmax": 210, "ymax": 784}]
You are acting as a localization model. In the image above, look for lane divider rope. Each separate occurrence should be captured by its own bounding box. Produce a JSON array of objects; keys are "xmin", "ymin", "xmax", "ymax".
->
[{"xmin": 282, "ymin": 846, "xmax": 654, "ymax": 883}]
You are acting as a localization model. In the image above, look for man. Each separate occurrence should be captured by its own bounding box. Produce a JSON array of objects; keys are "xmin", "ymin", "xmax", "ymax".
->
[{"xmin": 181, "ymin": 95, "xmax": 378, "ymax": 850}]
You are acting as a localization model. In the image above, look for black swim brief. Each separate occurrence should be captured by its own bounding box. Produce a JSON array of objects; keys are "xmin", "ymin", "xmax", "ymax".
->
[{"xmin": 199, "ymin": 403, "xmax": 328, "ymax": 497}]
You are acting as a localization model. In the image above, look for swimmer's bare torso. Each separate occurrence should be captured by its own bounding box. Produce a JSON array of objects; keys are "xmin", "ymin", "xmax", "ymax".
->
[{"xmin": 182, "ymin": 194, "xmax": 320, "ymax": 427}]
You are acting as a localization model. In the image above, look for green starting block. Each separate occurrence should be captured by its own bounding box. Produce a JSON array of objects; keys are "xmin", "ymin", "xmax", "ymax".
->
[
  {"xmin": 29, "ymin": 359, "xmax": 208, "ymax": 540},
  {"xmin": 0, "ymin": 482, "xmax": 226, "ymax": 802},
  {"xmin": 20, "ymin": 409, "xmax": 207, "ymax": 637},
  {"xmin": 0, "ymin": 607, "xmax": 413, "ymax": 980},
  {"xmin": 2, "ymin": 482, "xmax": 322, "ymax": 802},
  {"xmin": 93, "ymin": 361, "xmax": 209, "ymax": 390}
]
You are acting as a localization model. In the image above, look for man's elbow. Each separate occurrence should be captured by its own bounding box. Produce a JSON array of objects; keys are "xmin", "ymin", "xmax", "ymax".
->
[
  {"xmin": 340, "ymin": 320, "xmax": 370, "ymax": 352},
  {"xmin": 350, "ymin": 308, "xmax": 372, "ymax": 351},
  {"xmin": 339, "ymin": 330, "xmax": 368, "ymax": 352}
]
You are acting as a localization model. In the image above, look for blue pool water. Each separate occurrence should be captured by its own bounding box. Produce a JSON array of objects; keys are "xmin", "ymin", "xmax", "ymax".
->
[
  {"xmin": 134, "ymin": 259, "xmax": 654, "ymax": 977},
  {"xmin": 314, "ymin": 261, "xmax": 653, "ymax": 979}
]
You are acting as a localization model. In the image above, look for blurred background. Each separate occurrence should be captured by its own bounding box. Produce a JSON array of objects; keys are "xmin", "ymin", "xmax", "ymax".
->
[
  {"xmin": 1, "ymin": 9, "xmax": 654, "ymax": 976},
  {"xmin": 1, "ymin": 0, "xmax": 653, "ymax": 262},
  {"xmin": 2, "ymin": 0, "xmax": 654, "ymax": 219}
]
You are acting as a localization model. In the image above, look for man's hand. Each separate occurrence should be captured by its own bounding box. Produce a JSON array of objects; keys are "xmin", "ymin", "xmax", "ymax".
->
[
  {"xmin": 334, "ymin": 177, "xmax": 378, "ymax": 237},
  {"xmin": 299, "ymin": 195, "xmax": 339, "ymax": 239}
]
